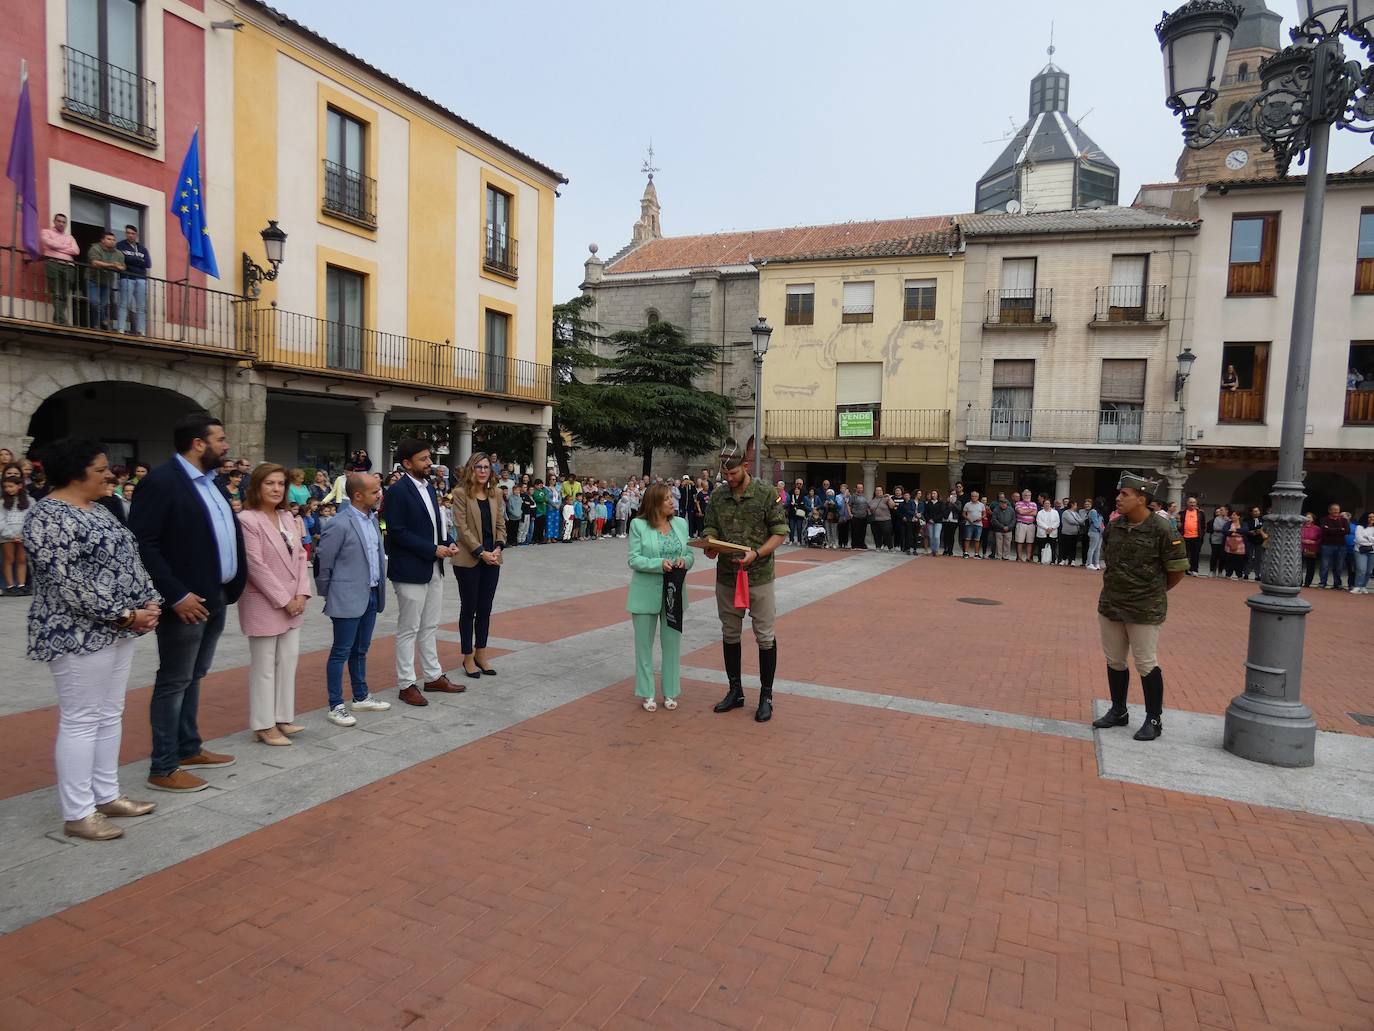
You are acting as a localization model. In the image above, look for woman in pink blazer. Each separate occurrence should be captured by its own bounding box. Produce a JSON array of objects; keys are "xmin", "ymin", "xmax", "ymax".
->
[{"xmin": 239, "ymin": 464, "xmax": 313, "ymax": 746}]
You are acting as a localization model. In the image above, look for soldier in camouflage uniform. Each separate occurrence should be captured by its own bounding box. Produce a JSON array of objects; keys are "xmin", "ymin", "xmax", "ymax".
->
[
  {"xmin": 1091, "ymin": 471, "xmax": 1190, "ymax": 741},
  {"xmin": 702, "ymin": 438, "xmax": 789, "ymax": 722}
]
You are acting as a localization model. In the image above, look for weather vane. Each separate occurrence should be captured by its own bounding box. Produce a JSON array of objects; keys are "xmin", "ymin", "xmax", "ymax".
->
[
  {"xmin": 1048, "ymin": 21, "xmax": 1055, "ymax": 61},
  {"xmin": 641, "ymin": 141, "xmax": 659, "ymax": 182}
]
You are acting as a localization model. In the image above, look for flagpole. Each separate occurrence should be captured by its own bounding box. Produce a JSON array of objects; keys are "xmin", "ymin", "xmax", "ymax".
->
[
  {"xmin": 7, "ymin": 60, "xmax": 25, "ymax": 318},
  {"xmin": 177, "ymin": 123, "xmax": 199, "ymax": 342}
]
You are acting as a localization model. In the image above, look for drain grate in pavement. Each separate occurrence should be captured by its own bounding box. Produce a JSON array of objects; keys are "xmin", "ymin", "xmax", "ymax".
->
[
  {"xmin": 956, "ymin": 597, "xmax": 1003, "ymax": 606},
  {"xmin": 1349, "ymin": 712, "xmax": 1374, "ymax": 727}
]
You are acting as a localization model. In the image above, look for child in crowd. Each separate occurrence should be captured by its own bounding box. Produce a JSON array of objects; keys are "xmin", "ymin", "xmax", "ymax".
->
[
  {"xmin": 595, "ymin": 495, "xmax": 608, "ymax": 540},
  {"xmin": 301, "ymin": 499, "xmax": 320, "ymax": 558},
  {"xmin": 317, "ymin": 501, "xmax": 336, "ymax": 539},
  {"xmin": 1, "ymin": 470, "xmax": 31, "ymax": 595},
  {"xmin": 562, "ymin": 496, "xmax": 575, "ymax": 541},
  {"xmin": 572, "ymin": 493, "xmax": 584, "ymax": 540}
]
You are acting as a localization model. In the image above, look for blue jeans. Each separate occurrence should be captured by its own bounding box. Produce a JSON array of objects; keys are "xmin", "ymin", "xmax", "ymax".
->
[
  {"xmin": 86, "ymin": 277, "xmax": 115, "ymax": 329},
  {"xmin": 118, "ymin": 276, "xmax": 147, "ymax": 335},
  {"xmin": 963, "ymin": 525, "xmax": 983, "ymax": 544},
  {"xmin": 327, "ymin": 587, "xmax": 380, "ymax": 708},
  {"xmin": 149, "ymin": 594, "xmax": 226, "ymax": 776},
  {"xmin": 1319, "ymin": 543, "xmax": 1345, "ymax": 588},
  {"xmin": 1354, "ymin": 550, "xmax": 1372, "ymax": 590},
  {"xmin": 1086, "ymin": 531, "xmax": 1103, "ymax": 568}
]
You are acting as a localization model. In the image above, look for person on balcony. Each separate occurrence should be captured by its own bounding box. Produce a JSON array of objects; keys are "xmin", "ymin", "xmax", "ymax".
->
[
  {"xmin": 40, "ymin": 214, "xmax": 80, "ymax": 325},
  {"xmin": 1221, "ymin": 365, "xmax": 1240, "ymax": 392},
  {"xmin": 115, "ymin": 224, "xmax": 150, "ymax": 336},
  {"xmin": 84, "ymin": 231, "xmax": 124, "ymax": 331}
]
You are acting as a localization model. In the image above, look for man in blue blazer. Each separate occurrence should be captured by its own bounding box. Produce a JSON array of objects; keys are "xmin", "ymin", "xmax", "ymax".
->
[
  {"xmin": 384, "ymin": 439, "xmax": 458, "ymax": 706},
  {"xmin": 129, "ymin": 413, "xmax": 247, "ymax": 793},
  {"xmin": 315, "ymin": 472, "xmax": 392, "ymax": 726}
]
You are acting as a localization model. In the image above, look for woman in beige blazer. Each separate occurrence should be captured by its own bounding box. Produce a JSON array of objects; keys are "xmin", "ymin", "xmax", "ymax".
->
[{"xmin": 450, "ymin": 452, "xmax": 506, "ymax": 679}]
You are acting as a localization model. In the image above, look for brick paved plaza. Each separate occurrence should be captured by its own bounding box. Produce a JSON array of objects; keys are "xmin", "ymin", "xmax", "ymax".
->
[{"xmin": 0, "ymin": 544, "xmax": 1371, "ymax": 1030}]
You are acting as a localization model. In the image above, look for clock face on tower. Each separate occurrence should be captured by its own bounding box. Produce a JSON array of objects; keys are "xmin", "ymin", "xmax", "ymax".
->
[{"xmin": 1225, "ymin": 149, "xmax": 1250, "ymax": 171}]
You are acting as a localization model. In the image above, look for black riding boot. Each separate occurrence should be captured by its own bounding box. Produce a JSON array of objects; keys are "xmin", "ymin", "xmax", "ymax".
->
[
  {"xmin": 755, "ymin": 643, "xmax": 777, "ymax": 723},
  {"xmin": 714, "ymin": 641, "xmax": 745, "ymax": 713},
  {"xmin": 1133, "ymin": 667, "xmax": 1164, "ymax": 741},
  {"xmin": 1091, "ymin": 666, "xmax": 1131, "ymax": 729}
]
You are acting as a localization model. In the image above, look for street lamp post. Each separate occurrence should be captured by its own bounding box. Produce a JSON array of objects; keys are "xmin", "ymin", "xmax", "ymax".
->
[
  {"xmin": 1156, "ymin": 0, "xmax": 1374, "ymax": 766},
  {"xmin": 750, "ymin": 317, "xmax": 772, "ymax": 481}
]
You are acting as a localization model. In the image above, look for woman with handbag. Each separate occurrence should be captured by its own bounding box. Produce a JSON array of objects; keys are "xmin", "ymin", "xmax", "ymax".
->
[
  {"xmin": 451, "ymin": 452, "xmax": 506, "ymax": 678},
  {"xmin": 1223, "ymin": 510, "xmax": 1249, "ymax": 579},
  {"xmin": 626, "ymin": 482, "xmax": 693, "ymax": 712}
]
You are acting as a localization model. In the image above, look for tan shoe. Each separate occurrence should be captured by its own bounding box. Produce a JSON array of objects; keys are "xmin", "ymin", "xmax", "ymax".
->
[
  {"xmin": 95, "ymin": 796, "xmax": 157, "ymax": 818},
  {"xmin": 64, "ymin": 812, "xmax": 124, "ymax": 841},
  {"xmin": 147, "ymin": 770, "xmax": 208, "ymax": 793},
  {"xmin": 255, "ymin": 728, "xmax": 291, "ymax": 747},
  {"xmin": 180, "ymin": 749, "xmax": 235, "ymax": 769},
  {"xmin": 275, "ymin": 723, "xmax": 305, "ymax": 736}
]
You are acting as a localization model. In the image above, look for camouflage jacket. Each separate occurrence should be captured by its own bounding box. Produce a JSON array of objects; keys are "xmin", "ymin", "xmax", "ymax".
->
[
  {"xmin": 702, "ymin": 477, "xmax": 789, "ymax": 585},
  {"xmin": 1098, "ymin": 514, "xmax": 1189, "ymax": 625}
]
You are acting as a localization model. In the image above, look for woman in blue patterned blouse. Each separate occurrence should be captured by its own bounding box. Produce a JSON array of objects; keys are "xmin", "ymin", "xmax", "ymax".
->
[{"xmin": 24, "ymin": 439, "xmax": 163, "ymax": 842}]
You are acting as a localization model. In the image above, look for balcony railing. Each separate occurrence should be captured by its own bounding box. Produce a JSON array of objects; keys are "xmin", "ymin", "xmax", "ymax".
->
[
  {"xmin": 322, "ymin": 160, "xmax": 378, "ymax": 227},
  {"xmin": 0, "ymin": 246, "xmax": 247, "ymax": 351},
  {"xmin": 60, "ymin": 46, "xmax": 157, "ymax": 144},
  {"xmin": 985, "ymin": 288, "xmax": 1053, "ymax": 325},
  {"xmin": 484, "ymin": 223, "xmax": 518, "ymax": 278},
  {"xmin": 249, "ymin": 305, "xmax": 553, "ymax": 403},
  {"xmin": 1092, "ymin": 284, "xmax": 1168, "ymax": 323},
  {"xmin": 1218, "ymin": 390, "xmax": 1265, "ymax": 423},
  {"xmin": 1345, "ymin": 388, "xmax": 1374, "ymax": 425},
  {"xmin": 765, "ymin": 408, "xmax": 949, "ymax": 443},
  {"xmin": 966, "ymin": 407, "xmax": 1183, "ymax": 447}
]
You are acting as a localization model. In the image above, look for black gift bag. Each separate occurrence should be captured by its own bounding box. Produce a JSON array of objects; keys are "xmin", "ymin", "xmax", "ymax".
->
[{"xmin": 662, "ymin": 565, "xmax": 687, "ymax": 632}]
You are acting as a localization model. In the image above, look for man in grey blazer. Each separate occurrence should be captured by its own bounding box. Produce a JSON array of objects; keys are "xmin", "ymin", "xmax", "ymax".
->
[{"xmin": 315, "ymin": 473, "xmax": 392, "ymax": 727}]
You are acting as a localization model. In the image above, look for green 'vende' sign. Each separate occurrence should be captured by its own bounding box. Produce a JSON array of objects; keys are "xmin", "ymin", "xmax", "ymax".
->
[{"xmin": 838, "ymin": 411, "xmax": 874, "ymax": 438}]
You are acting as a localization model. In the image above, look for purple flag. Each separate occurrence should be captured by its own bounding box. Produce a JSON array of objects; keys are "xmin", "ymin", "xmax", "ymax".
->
[{"xmin": 6, "ymin": 75, "xmax": 40, "ymax": 260}]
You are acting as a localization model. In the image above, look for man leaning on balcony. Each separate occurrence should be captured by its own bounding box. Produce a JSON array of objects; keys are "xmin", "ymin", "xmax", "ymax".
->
[
  {"xmin": 116, "ymin": 224, "xmax": 151, "ymax": 336},
  {"xmin": 40, "ymin": 214, "xmax": 80, "ymax": 325}
]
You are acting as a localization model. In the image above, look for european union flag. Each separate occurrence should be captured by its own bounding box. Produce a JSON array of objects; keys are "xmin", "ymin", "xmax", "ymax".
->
[{"xmin": 172, "ymin": 128, "xmax": 219, "ymax": 278}]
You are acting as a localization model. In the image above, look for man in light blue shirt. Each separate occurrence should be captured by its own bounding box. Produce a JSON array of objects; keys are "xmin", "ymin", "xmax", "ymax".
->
[{"xmin": 174, "ymin": 452, "xmax": 238, "ymax": 589}]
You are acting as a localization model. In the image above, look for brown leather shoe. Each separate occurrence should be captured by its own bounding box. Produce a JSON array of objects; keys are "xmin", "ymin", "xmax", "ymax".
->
[
  {"xmin": 64, "ymin": 812, "xmax": 124, "ymax": 841},
  {"xmin": 398, "ymin": 685, "xmax": 428, "ymax": 706},
  {"xmin": 95, "ymin": 796, "xmax": 157, "ymax": 818},
  {"xmin": 147, "ymin": 770, "xmax": 208, "ymax": 793},
  {"xmin": 180, "ymin": 749, "xmax": 235, "ymax": 769},
  {"xmin": 423, "ymin": 674, "xmax": 464, "ymax": 694}
]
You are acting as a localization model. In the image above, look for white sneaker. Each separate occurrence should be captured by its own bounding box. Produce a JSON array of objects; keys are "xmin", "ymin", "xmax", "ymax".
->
[
  {"xmin": 350, "ymin": 696, "xmax": 390, "ymax": 712},
  {"xmin": 327, "ymin": 705, "xmax": 357, "ymax": 727}
]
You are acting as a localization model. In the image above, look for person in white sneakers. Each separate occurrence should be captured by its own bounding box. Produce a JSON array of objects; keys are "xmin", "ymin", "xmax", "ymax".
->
[
  {"xmin": 1354, "ymin": 511, "xmax": 1374, "ymax": 594},
  {"xmin": 314, "ymin": 473, "xmax": 392, "ymax": 727}
]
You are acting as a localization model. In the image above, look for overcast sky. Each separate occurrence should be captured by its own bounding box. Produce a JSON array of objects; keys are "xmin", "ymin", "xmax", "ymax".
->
[{"xmin": 274, "ymin": 0, "xmax": 1372, "ymax": 300}]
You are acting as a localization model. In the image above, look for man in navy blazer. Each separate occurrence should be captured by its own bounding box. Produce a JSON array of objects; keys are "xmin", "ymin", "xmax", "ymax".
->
[
  {"xmin": 384, "ymin": 438, "xmax": 459, "ymax": 706},
  {"xmin": 129, "ymin": 413, "xmax": 247, "ymax": 793},
  {"xmin": 315, "ymin": 472, "xmax": 392, "ymax": 726}
]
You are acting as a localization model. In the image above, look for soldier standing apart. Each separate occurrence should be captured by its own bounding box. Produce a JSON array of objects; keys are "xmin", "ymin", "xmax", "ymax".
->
[
  {"xmin": 1091, "ymin": 472, "xmax": 1189, "ymax": 741},
  {"xmin": 702, "ymin": 439, "xmax": 788, "ymax": 722}
]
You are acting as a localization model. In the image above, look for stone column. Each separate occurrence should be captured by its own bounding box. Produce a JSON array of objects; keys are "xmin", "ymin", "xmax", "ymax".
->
[
  {"xmin": 1054, "ymin": 464, "xmax": 1074, "ymax": 503},
  {"xmin": 1155, "ymin": 466, "xmax": 1186, "ymax": 509},
  {"xmin": 453, "ymin": 413, "xmax": 473, "ymax": 467},
  {"xmin": 947, "ymin": 459, "xmax": 964, "ymax": 491},
  {"xmin": 360, "ymin": 400, "xmax": 390, "ymax": 470},
  {"xmin": 223, "ymin": 375, "xmax": 268, "ymax": 462},
  {"xmin": 860, "ymin": 459, "xmax": 878, "ymax": 495},
  {"xmin": 532, "ymin": 406, "xmax": 552, "ymax": 479}
]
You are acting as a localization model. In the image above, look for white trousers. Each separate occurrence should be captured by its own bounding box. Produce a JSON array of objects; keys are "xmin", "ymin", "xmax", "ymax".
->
[
  {"xmin": 395, "ymin": 568, "xmax": 444, "ymax": 688},
  {"xmin": 51, "ymin": 637, "xmax": 137, "ymax": 821},
  {"xmin": 247, "ymin": 628, "xmax": 300, "ymax": 731}
]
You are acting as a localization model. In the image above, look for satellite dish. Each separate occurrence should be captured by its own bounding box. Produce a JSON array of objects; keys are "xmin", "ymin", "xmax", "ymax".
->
[{"xmin": 1005, "ymin": 199, "xmax": 1022, "ymax": 214}]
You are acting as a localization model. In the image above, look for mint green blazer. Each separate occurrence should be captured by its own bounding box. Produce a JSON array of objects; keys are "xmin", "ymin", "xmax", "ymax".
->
[{"xmin": 626, "ymin": 516, "xmax": 695, "ymax": 614}]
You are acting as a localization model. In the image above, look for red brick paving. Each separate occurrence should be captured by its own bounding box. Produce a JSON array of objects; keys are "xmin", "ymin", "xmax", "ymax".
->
[
  {"xmin": 684, "ymin": 557, "xmax": 1374, "ymax": 737},
  {"xmin": 1, "ymin": 680, "xmax": 1371, "ymax": 1030}
]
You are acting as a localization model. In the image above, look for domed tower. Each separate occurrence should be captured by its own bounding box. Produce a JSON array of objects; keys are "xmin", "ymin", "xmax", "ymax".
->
[
  {"xmin": 1174, "ymin": 0, "xmax": 1283, "ymax": 182},
  {"xmin": 975, "ymin": 51, "xmax": 1119, "ymax": 214}
]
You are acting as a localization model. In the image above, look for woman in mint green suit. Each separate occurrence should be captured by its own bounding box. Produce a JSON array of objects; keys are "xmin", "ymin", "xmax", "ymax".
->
[{"xmin": 626, "ymin": 482, "xmax": 694, "ymax": 711}]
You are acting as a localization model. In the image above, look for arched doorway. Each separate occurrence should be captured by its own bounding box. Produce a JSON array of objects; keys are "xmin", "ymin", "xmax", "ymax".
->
[
  {"xmin": 27, "ymin": 382, "xmax": 203, "ymax": 472},
  {"xmin": 1230, "ymin": 469, "xmax": 1365, "ymax": 516}
]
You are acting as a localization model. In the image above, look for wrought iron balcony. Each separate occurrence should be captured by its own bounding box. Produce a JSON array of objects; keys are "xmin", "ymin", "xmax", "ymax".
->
[
  {"xmin": 1092, "ymin": 284, "xmax": 1168, "ymax": 324},
  {"xmin": 60, "ymin": 46, "xmax": 157, "ymax": 144},
  {"xmin": 765, "ymin": 408, "xmax": 949, "ymax": 443},
  {"xmin": 322, "ymin": 161, "xmax": 378, "ymax": 227},
  {"xmin": 0, "ymin": 246, "xmax": 247, "ymax": 352},
  {"xmin": 484, "ymin": 223, "xmax": 518, "ymax": 278},
  {"xmin": 984, "ymin": 288, "xmax": 1054, "ymax": 326},
  {"xmin": 965, "ymin": 407, "xmax": 1183, "ymax": 447}
]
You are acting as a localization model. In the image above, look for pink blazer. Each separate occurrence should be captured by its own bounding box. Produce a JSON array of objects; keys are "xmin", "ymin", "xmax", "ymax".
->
[{"xmin": 237, "ymin": 509, "xmax": 312, "ymax": 638}]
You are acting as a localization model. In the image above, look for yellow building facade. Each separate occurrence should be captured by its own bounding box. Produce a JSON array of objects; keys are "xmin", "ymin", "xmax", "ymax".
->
[
  {"xmin": 758, "ymin": 229, "xmax": 963, "ymax": 495},
  {"xmin": 230, "ymin": 0, "xmax": 562, "ymax": 469}
]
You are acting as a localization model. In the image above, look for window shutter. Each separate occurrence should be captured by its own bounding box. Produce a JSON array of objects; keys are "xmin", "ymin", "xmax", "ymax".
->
[
  {"xmin": 842, "ymin": 281, "xmax": 875, "ymax": 314},
  {"xmin": 1109, "ymin": 255, "xmax": 1146, "ymax": 290},
  {"xmin": 1100, "ymin": 359, "xmax": 1146, "ymax": 403},
  {"xmin": 836, "ymin": 362, "xmax": 883, "ymax": 405},
  {"xmin": 992, "ymin": 359, "xmax": 1035, "ymax": 389},
  {"xmin": 786, "ymin": 283, "xmax": 814, "ymax": 296},
  {"xmin": 1000, "ymin": 258, "xmax": 1036, "ymax": 294}
]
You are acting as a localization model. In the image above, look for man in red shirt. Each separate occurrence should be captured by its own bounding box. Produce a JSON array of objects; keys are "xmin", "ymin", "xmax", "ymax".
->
[
  {"xmin": 1180, "ymin": 496, "xmax": 1204, "ymax": 576},
  {"xmin": 39, "ymin": 213, "xmax": 80, "ymax": 325},
  {"xmin": 1318, "ymin": 503, "xmax": 1351, "ymax": 590}
]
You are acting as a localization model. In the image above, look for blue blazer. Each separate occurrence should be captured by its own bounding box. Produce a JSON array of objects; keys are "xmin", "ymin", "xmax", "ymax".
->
[
  {"xmin": 130, "ymin": 457, "xmax": 247, "ymax": 606},
  {"xmin": 315, "ymin": 504, "xmax": 387, "ymax": 618},
  {"xmin": 383, "ymin": 476, "xmax": 452, "ymax": 585}
]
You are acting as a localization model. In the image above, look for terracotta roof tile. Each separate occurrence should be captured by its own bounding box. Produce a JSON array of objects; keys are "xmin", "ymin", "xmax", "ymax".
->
[{"xmin": 605, "ymin": 215, "xmax": 959, "ymax": 275}]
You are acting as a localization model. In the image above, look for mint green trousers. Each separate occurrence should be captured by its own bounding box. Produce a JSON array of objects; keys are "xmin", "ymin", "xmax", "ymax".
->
[{"xmin": 631, "ymin": 610, "xmax": 681, "ymax": 698}]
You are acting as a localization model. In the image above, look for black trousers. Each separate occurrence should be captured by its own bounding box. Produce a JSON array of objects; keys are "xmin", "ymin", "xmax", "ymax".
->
[
  {"xmin": 1185, "ymin": 537, "xmax": 1202, "ymax": 573},
  {"xmin": 851, "ymin": 519, "xmax": 868, "ymax": 549},
  {"xmin": 454, "ymin": 561, "xmax": 501, "ymax": 654},
  {"xmin": 872, "ymin": 521, "xmax": 892, "ymax": 549},
  {"xmin": 838, "ymin": 520, "xmax": 851, "ymax": 548},
  {"xmin": 942, "ymin": 524, "xmax": 958, "ymax": 555},
  {"xmin": 533, "ymin": 517, "xmax": 545, "ymax": 544},
  {"xmin": 1208, "ymin": 540, "xmax": 1223, "ymax": 575},
  {"xmin": 899, "ymin": 520, "xmax": 915, "ymax": 552}
]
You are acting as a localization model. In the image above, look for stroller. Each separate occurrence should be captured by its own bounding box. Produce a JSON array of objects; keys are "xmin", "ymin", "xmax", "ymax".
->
[{"xmin": 805, "ymin": 521, "xmax": 827, "ymax": 548}]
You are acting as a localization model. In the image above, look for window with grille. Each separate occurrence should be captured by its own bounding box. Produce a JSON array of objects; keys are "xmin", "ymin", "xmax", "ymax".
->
[
  {"xmin": 785, "ymin": 284, "xmax": 814, "ymax": 326},
  {"xmin": 325, "ymin": 266, "xmax": 365, "ymax": 372},
  {"xmin": 903, "ymin": 279, "xmax": 937, "ymax": 321},
  {"xmin": 1099, "ymin": 359, "xmax": 1146, "ymax": 443},
  {"xmin": 841, "ymin": 281, "xmax": 874, "ymax": 324},
  {"xmin": 991, "ymin": 359, "xmax": 1034, "ymax": 440},
  {"xmin": 1107, "ymin": 255, "xmax": 1148, "ymax": 319}
]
